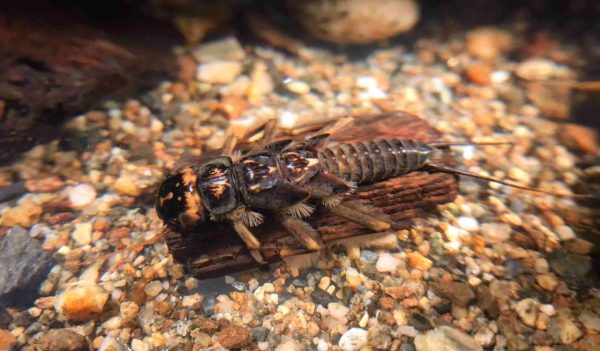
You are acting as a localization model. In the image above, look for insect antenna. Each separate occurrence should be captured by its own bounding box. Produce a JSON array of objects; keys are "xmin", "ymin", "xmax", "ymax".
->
[
  {"xmin": 428, "ymin": 141, "xmax": 514, "ymax": 148},
  {"xmin": 425, "ymin": 163, "xmax": 595, "ymax": 200}
]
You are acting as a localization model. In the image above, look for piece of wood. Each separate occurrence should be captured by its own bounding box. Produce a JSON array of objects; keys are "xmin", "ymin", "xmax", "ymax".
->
[
  {"xmin": 166, "ymin": 112, "xmax": 459, "ymax": 278},
  {"xmin": 0, "ymin": 3, "xmax": 180, "ymax": 165}
]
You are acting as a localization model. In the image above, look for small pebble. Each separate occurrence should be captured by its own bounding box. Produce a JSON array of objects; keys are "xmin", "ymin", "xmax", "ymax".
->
[
  {"xmin": 68, "ymin": 184, "xmax": 97, "ymax": 207},
  {"xmin": 536, "ymin": 273, "xmax": 558, "ymax": 291},
  {"xmin": 376, "ymin": 253, "xmax": 400, "ymax": 272},
  {"xmin": 578, "ymin": 312, "xmax": 600, "ymax": 332},
  {"xmin": 406, "ymin": 252, "xmax": 433, "ymax": 270},
  {"xmin": 72, "ymin": 222, "xmax": 92, "ymax": 246},
  {"xmin": 481, "ymin": 222, "xmax": 511, "ymax": 243},
  {"xmin": 554, "ymin": 225, "xmax": 576, "ymax": 241},
  {"xmin": 55, "ymin": 283, "xmax": 109, "ymax": 321},
  {"xmin": 113, "ymin": 178, "xmax": 141, "ymax": 197},
  {"xmin": 515, "ymin": 298, "xmax": 539, "ymax": 327},
  {"xmin": 319, "ymin": 276, "xmax": 331, "ymax": 291},
  {"xmin": 36, "ymin": 329, "xmax": 88, "ymax": 351},
  {"xmin": 457, "ymin": 216, "xmax": 479, "ymax": 231},
  {"xmin": 197, "ymin": 61, "xmax": 243, "ymax": 84},
  {"xmin": 414, "ymin": 326, "xmax": 483, "ymax": 351},
  {"xmin": 338, "ymin": 328, "xmax": 368, "ymax": 351},
  {"xmin": 144, "ymin": 281, "xmax": 163, "ymax": 299},
  {"xmin": 554, "ymin": 312, "xmax": 583, "ymax": 344},
  {"xmin": 286, "ymin": 80, "xmax": 311, "ymax": 95},
  {"xmin": 218, "ymin": 325, "xmax": 251, "ymax": 349}
]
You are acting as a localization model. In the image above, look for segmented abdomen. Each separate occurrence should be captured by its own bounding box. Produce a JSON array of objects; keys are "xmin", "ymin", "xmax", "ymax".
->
[{"xmin": 317, "ymin": 139, "xmax": 433, "ymax": 184}]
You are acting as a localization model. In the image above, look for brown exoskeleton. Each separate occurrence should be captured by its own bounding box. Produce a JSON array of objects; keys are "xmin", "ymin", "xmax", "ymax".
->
[{"xmin": 156, "ymin": 112, "xmax": 584, "ymax": 263}]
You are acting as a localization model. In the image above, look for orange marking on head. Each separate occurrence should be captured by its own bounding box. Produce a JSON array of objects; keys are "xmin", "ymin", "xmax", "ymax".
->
[
  {"xmin": 159, "ymin": 192, "xmax": 174, "ymax": 206},
  {"xmin": 208, "ymin": 167, "xmax": 226, "ymax": 178},
  {"xmin": 184, "ymin": 191, "xmax": 203, "ymax": 222},
  {"xmin": 181, "ymin": 167, "xmax": 197, "ymax": 186}
]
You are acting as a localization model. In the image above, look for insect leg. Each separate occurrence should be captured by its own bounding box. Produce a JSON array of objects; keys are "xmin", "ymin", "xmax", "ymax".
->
[
  {"xmin": 338, "ymin": 201, "xmax": 392, "ymax": 226},
  {"xmin": 226, "ymin": 208, "xmax": 266, "ymax": 263},
  {"xmin": 304, "ymin": 173, "xmax": 392, "ymax": 231},
  {"xmin": 279, "ymin": 214, "xmax": 323, "ymax": 251},
  {"xmin": 328, "ymin": 203, "xmax": 391, "ymax": 232},
  {"xmin": 246, "ymin": 119, "xmax": 280, "ymax": 154},
  {"xmin": 313, "ymin": 117, "xmax": 353, "ymax": 138},
  {"xmin": 221, "ymin": 134, "xmax": 239, "ymax": 157}
]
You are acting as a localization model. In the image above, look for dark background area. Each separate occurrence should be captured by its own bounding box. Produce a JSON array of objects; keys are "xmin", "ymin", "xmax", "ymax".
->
[{"xmin": 0, "ymin": 0, "xmax": 598, "ymax": 166}]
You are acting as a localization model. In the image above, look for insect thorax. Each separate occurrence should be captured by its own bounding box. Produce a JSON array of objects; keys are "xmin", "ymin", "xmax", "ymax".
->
[{"xmin": 197, "ymin": 156, "xmax": 240, "ymax": 215}]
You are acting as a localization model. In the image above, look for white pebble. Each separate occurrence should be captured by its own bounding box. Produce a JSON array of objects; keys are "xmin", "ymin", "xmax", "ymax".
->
[
  {"xmin": 375, "ymin": 253, "xmax": 400, "ymax": 272},
  {"xmin": 196, "ymin": 61, "xmax": 242, "ymax": 84},
  {"xmin": 457, "ymin": 216, "xmax": 479, "ymax": 231},
  {"xmin": 358, "ymin": 312, "xmax": 369, "ymax": 328},
  {"xmin": 101, "ymin": 316, "xmax": 122, "ymax": 330},
  {"xmin": 339, "ymin": 328, "xmax": 368, "ymax": 351},
  {"xmin": 555, "ymin": 225, "xmax": 576, "ymax": 241},
  {"xmin": 132, "ymin": 339, "xmax": 149, "ymax": 351},
  {"xmin": 286, "ymin": 80, "xmax": 311, "ymax": 95},
  {"xmin": 491, "ymin": 70, "xmax": 510, "ymax": 84},
  {"xmin": 317, "ymin": 339, "xmax": 329, "ymax": 351},
  {"xmin": 68, "ymin": 184, "xmax": 97, "ymax": 207},
  {"xmin": 444, "ymin": 224, "xmax": 462, "ymax": 241},
  {"xmin": 539, "ymin": 304, "xmax": 556, "ymax": 316}
]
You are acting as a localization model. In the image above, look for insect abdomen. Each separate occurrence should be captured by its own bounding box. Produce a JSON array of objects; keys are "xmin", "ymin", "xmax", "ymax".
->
[{"xmin": 318, "ymin": 139, "xmax": 433, "ymax": 184}]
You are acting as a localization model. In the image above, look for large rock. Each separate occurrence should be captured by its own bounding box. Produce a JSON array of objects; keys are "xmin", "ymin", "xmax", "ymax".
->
[
  {"xmin": 0, "ymin": 226, "xmax": 54, "ymax": 307},
  {"xmin": 288, "ymin": 0, "xmax": 420, "ymax": 44}
]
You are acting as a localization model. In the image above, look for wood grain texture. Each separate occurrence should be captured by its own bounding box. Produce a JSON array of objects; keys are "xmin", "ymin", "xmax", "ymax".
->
[
  {"xmin": 0, "ymin": 4, "xmax": 179, "ymax": 165},
  {"xmin": 166, "ymin": 112, "xmax": 459, "ymax": 278}
]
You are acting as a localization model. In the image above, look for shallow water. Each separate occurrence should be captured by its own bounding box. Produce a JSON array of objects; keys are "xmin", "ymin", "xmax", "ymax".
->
[{"xmin": 1, "ymin": 2, "xmax": 599, "ymax": 351}]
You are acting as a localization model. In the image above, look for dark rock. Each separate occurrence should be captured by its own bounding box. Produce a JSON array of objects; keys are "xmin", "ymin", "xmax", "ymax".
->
[
  {"xmin": 433, "ymin": 299, "xmax": 452, "ymax": 315},
  {"xmin": 505, "ymin": 259, "xmax": 524, "ymax": 278},
  {"xmin": 291, "ymin": 279, "xmax": 307, "ymax": 287},
  {"xmin": 548, "ymin": 250, "xmax": 592, "ymax": 279},
  {"xmin": 399, "ymin": 344, "xmax": 415, "ymax": 351},
  {"xmin": 36, "ymin": 329, "xmax": 89, "ymax": 351},
  {"xmin": 251, "ymin": 326, "xmax": 269, "ymax": 342},
  {"xmin": 331, "ymin": 333, "xmax": 342, "ymax": 345},
  {"xmin": 0, "ymin": 226, "xmax": 54, "ymax": 307},
  {"xmin": 193, "ymin": 317, "xmax": 219, "ymax": 334},
  {"xmin": 432, "ymin": 281, "xmax": 475, "ymax": 307},
  {"xmin": 311, "ymin": 289, "xmax": 337, "ymax": 307},
  {"xmin": 409, "ymin": 312, "xmax": 434, "ymax": 331}
]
